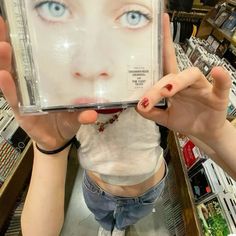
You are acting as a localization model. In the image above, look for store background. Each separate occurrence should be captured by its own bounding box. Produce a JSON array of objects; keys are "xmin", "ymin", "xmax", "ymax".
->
[{"xmin": 0, "ymin": 0, "xmax": 236, "ymax": 235}]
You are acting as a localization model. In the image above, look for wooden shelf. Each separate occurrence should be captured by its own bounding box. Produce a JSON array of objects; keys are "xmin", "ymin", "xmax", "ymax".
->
[
  {"xmin": 192, "ymin": 5, "xmax": 214, "ymax": 11},
  {"xmin": 227, "ymin": 0, "xmax": 236, "ymax": 6},
  {"xmin": 168, "ymin": 132, "xmax": 203, "ymax": 236},
  {"xmin": 206, "ymin": 18, "xmax": 236, "ymax": 46},
  {"xmin": 168, "ymin": 9, "xmax": 208, "ymax": 20},
  {"xmin": 197, "ymin": 0, "xmax": 236, "ymax": 46},
  {"xmin": 0, "ymin": 141, "xmax": 33, "ymax": 233}
]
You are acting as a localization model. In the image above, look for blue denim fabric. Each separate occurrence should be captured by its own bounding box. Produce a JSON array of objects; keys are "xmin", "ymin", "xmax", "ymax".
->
[{"xmin": 82, "ymin": 165, "xmax": 168, "ymax": 231}]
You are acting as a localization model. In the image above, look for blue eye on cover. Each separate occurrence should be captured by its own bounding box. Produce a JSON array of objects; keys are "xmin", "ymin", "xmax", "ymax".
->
[
  {"xmin": 119, "ymin": 10, "xmax": 150, "ymax": 29},
  {"xmin": 126, "ymin": 11, "xmax": 142, "ymax": 26},
  {"xmin": 35, "ymin": 1, "xmax": 70, "ymax": 21},
  {"xmin": 47, "ymin": 2, "xmax": 66, "ymax": 17}
]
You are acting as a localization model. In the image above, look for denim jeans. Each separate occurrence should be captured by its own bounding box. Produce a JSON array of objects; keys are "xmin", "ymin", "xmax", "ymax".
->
[{"xmin": 82, "ymin": 164, "xmax": 168, "ymax": 231}]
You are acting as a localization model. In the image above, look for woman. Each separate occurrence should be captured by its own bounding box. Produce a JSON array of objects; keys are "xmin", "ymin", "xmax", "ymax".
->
[{"xmin": 0, "ymin": 11, "xmax": 236, "ymax": 236}]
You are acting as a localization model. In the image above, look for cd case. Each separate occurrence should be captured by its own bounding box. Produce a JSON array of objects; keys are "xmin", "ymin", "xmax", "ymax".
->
[{"xmin": 1, "ymin": 0, "xmax": 164, "ymax": 113}]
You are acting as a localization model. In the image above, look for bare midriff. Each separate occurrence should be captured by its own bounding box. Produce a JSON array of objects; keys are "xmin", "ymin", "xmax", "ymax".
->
[{"xmin": 87, "ymin": 160, "xmax": 166, "ymax": 197}]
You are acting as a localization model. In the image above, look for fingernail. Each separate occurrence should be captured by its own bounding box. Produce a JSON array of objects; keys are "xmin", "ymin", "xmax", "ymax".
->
[
  {"xmin": 140, "ymin": 97, "xmax": 149, "ymax": 109},
  {"xmin": 164, "ymin": 84, "xmax": 173, "ymax": 92}
]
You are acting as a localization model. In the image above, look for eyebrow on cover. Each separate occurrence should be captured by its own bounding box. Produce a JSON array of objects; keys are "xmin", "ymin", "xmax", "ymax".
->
[
  {"xmin": 116, "ymin": 0, "xmax": 152, "ymax": 6},
  {"xmin": 30, "ymin": 0, "xmax": 79, "ymax": 14},
  {"xmin": 30, "ymin": 0, "xmax": 76, "ymax": 7},
  {"xmin": 107, "ymin": 0, "xmax": 153, "ymax": 15}
]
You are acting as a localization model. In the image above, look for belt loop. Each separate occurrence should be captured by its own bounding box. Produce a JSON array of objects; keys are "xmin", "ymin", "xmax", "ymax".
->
[{"xmin": 134, "ymin": 198, "xmax": 139, "ymax": 204}]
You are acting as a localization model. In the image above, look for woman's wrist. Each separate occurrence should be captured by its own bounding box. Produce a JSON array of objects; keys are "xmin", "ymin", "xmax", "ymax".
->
[
  {"xmin": 35, "ymin": 137, "xmax": 79, "ymax": 155},
  {"xmin": 199, "ymin": 120, "xmax": 233, "ymax": 152},
  {"xmin": 33, "ymin": 141, "xmax": 71, "ymax": 158},
  {"xmin": 33, "ymin": 136, "xmax": 80, "ymax": 157}
]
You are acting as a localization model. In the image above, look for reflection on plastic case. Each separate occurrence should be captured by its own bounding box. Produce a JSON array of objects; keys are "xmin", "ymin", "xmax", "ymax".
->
[{"xmin": 0, "ymin": 0, "xmax": 164, "ymax": 114}]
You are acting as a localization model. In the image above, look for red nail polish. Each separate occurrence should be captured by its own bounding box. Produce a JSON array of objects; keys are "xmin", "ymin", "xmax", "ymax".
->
[
  {"xmin": 164, "ymin": 84, "xmax": 173, "ymax": 91},
  {"xmin": 140, "ymin": 98, "xmax": 149, "ymax": 108}
]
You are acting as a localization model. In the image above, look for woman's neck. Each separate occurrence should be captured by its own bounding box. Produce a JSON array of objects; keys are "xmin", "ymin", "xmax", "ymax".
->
[{"xmin": 96, "ymin": 108, "xmax": 123, "ymax": 114}]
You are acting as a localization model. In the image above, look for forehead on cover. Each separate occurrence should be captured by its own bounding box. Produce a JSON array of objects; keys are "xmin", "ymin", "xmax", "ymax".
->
[{"xmin": 29, "ymin": 0, "xmax": 154, "ymax": 7}]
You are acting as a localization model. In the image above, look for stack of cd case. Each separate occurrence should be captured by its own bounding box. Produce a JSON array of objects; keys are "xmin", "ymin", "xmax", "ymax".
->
[{"xmin": 0, "ymin": 0, "xmax": 164, "ymax": 114}]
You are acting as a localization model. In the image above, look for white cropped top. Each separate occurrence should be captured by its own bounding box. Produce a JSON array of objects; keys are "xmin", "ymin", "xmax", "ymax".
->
[{"xmin": 77, "ymin": 108, "xmax": 163, "ymax": 185}]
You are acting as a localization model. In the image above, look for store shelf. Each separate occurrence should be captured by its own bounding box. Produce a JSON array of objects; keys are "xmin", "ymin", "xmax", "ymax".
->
[
  {"xmin": 206, "ymin": 18, "xmax": 236, "ymax": 46},
  {"xmin": 227, "ymin": 0, "xmax": 236, "ymax": 6},
  {"xmin": 0, "ymin": 141, "xmax": 33, "ymax": 233},
  {"xmin": 192, "ymin": 5, "xmax": 213, "ymax": 11},
  {"xmin": 168, "ymin": 132, "xmax": 203, "ymax": 236},
  {"xmin": 168, "ymin": 9, "xmax": 208, "ymax": 20}
]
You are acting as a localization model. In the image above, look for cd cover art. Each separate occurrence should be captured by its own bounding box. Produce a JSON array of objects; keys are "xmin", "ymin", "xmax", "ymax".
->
[{"xmin": 1, "ymin": 0, "xmax": 164, "ymax": 113}]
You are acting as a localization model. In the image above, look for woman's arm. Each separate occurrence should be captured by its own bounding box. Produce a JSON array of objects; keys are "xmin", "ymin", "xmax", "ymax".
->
[
  {"xmin": 137, "ymin": 14, "xmax": 236, "ymax": 179},
  {"xmin": 189, "ymin": 120, "xmax": 236, "ymax": 180},
  {"xmin": 0, "ymin": 16, "xmax": 97, "ymax": 235},
  {"xmin": 21, "ymin": 144, "xmax": 69, "ymax": 236},
  {"xmin": 137, "ymin": 66, "xmax": 235, "ymax": 179}
]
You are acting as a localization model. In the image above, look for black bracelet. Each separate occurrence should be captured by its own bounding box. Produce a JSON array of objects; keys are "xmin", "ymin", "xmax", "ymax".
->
[{"xmin": 35, "ymin": 136, "xmax": 80, "ymax": 155}]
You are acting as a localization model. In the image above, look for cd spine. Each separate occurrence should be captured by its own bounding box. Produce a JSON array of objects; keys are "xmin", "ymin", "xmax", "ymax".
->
[{"xmin": 1, "ymin": 1, "xmax": 40, "ymax": 113}]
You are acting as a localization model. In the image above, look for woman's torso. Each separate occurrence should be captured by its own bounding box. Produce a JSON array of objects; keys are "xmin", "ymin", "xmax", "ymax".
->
[{"xmin": 77, "ymin": 108, "xmax": 165, "ymax": 197}]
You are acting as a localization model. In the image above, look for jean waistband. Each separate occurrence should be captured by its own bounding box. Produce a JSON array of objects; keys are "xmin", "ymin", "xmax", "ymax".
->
[{"xmin": 84, "ymin": 161, "xmax": 168, "ymax": 202}]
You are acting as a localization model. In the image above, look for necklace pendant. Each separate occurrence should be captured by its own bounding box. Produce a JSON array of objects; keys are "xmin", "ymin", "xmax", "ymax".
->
[
  {"xmin": 96, "ymin": 108, "xmax": 126, "ymax": 132},
  {"xmin": 98, "ymin": 127, "xmax": 105, "ymax": 132},
  {"xmin": 98, "ymin": 123, "xmax": 105, "ymax": 132}
]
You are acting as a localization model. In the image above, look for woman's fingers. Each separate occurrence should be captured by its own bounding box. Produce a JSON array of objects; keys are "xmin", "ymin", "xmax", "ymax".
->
[
  {"xmin": 0, "ymin": 17, "xmax": 12, "ymax": 72},
  {"xmin": 138, "ymin": 67, "xmax": 206, "ymax": 111},
  {"xmin": 137, "ymin": 107, "xmax": 169, "ymax": 127},
  {"xmin": 0, "ymin": 17, "xmax": 7, "ymax": 42},
  {"xmin": 211, "ymin": 66, "xmax": 231, "ymax": 100},
  {"xmin": 137, "ymin": 66, "xmax": 231, "ymax": 127},
  {"xmin": 0, "ymin": 17, "xmax": 12, "ymax": 74},
  {"xmin": 0, "ymin": 42, "xmax": 12, "ymax": 72},
  {"xmin": 53, "ymin": 110, "xmax": 98, "ymax": 141},
  {"xmin": 163, "ymin": 13, "xmax": 178, "ymax": 75},
  {"xmin": 77, "ymin": 110, "xmax": 98, "ymax": 124},
  {"xmin": 0, "ymin": 70, "xmax": 19, "ymax": 116}
]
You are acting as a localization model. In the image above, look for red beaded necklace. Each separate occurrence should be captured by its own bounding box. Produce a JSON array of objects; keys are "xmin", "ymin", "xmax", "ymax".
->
[{"xmin": 95, "ymin": 109, "xmax": 126, "ymax": 132}]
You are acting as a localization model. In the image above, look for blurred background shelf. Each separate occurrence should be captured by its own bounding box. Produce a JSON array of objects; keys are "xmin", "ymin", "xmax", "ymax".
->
[{"xmin": 0, "ymin": 141, "xmax": 33, "ymax": 234}]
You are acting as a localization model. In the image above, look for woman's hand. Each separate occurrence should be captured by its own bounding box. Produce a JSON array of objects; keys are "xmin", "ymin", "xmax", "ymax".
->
[
  {"xmin": 0, "ymin": 17, "xmax": 97, "ymax": 151},
  {"xmin": 137, "ymin": 14, "xmax": 232, "ymax": 144}
]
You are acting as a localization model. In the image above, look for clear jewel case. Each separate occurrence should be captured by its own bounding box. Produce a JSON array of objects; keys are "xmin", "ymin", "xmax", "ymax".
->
[{"xmin": 1, "ymin": 0, "xmax": 164, "ymax": 113}]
